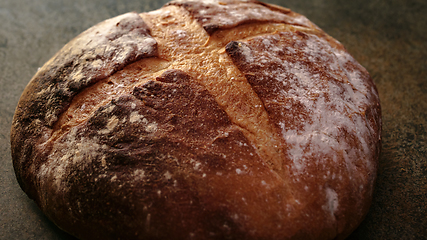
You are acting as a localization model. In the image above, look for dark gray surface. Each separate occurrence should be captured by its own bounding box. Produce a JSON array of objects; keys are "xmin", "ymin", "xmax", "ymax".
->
[{"xmin": 1, "ymin": 0, "xmax": 426, "ymax": 239}]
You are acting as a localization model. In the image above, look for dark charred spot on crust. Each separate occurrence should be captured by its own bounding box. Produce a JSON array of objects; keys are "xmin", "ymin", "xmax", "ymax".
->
[
  {"xmin": 203, "ymin": 24, "xmax": 220, "ymax": 35},
  {"xmin": 225, "ymin": 41, "xmax": 242, "ymax": 58},
  {"xmin": 225, "ymin": 41, "xmax": 262, "ymax": 74}
]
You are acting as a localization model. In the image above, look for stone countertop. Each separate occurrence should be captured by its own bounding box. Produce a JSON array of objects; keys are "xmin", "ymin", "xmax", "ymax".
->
[{"xmin": 0, "ymin": 0, "xmax": 425, "ymax": 239}]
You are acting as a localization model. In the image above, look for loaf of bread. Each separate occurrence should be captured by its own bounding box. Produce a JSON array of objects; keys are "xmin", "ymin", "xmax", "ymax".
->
[{"xmin": 11, "ymin": 0, "xmax": 381, "ymax": 239}]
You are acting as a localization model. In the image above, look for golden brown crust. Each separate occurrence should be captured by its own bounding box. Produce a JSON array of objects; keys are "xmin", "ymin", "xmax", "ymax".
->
[
  {"xmin": 225, "ymin": 30, "xmax": 381, "ymax": 237},
  {"xmin": 11, "ymin": 12, "xmax": 157, "ymax": 196},
  {"xmin": 166, "ymin": 0, "xmax": 315, "ymax": 34},
  {"xmin": 11, "ymin": 1, "xmax": 381, "ymax": 239}
]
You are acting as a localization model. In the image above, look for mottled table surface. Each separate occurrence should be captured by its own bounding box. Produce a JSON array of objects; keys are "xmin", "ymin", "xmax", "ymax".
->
[{"xmin": 1, "ymin": 0, "xmax": 425, "ymax": 239}]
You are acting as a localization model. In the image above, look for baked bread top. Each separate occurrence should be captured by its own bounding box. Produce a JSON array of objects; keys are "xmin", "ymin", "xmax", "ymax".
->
[{"xmin": 11, "ymin": 1, "xmax": 381, "ymax": 239}]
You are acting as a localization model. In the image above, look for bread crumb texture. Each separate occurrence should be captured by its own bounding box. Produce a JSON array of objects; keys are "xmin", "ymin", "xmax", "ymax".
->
[{"xmin": 11, "ymin": 1, "xmax": 381, "ymax": 239}]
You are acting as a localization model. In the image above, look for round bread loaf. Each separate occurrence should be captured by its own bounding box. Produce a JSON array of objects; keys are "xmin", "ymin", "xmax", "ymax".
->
[{"xmin": 11, "ymin": 0, "xmax": 381, "ymax": 239}]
